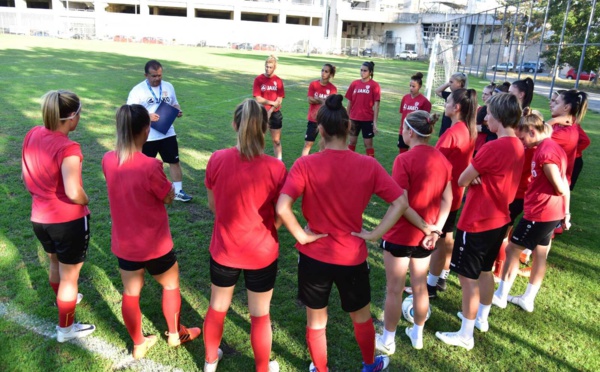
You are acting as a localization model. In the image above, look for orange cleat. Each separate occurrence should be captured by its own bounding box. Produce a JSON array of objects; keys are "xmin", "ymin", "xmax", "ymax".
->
[
  {"xmin": 166, "ymin": 325, "xmax": 201, "ymax": 347},
  {"xmin": 517, "ymin": 267, "xmax": 532, "ymax": 278}
]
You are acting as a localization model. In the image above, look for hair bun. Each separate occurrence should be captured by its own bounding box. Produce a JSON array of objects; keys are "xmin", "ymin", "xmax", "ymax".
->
[{"xmin": 325, "ymin": 94, "xmax": 344, "ymax": 110}]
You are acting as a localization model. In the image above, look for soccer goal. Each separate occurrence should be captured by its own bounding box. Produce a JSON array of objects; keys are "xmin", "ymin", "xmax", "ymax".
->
[{"xmin": 425, "ymin": 34, "xmax": 460, "ymax": 108}]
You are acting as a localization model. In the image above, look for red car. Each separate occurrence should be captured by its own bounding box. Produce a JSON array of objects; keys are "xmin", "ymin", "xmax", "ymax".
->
[{"xmin": 566, "ymin": 68, "xmax": 596, "ymax": 80}]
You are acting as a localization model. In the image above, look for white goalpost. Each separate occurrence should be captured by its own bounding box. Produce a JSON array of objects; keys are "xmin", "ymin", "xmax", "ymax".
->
[{"xmin": 425, "ymin": 34, "xmax": 460, "ymax": 108}]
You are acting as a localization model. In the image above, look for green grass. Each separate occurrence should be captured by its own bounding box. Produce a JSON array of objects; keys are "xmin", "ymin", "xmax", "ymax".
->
[{"xmin": 1, "ymin": 34, "xmax": 599, "ymax": 371}]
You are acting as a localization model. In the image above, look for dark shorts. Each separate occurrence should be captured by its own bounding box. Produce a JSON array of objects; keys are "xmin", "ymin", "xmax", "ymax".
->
[
  {"xmin": 305, "ymin": 121, "xmax": 318, "ymax": 142},
  {"xmin": 450, "ymin": 225, "xmax": 508, "ymax": 280},
  {"xmin": 118, "ymin": 250, "xmax": 177, "ymax": 276},
  {"xmin": 510, "ymin": 218, "xmax": 560, "ymax": 250},
  {"xmin": 350, "ymin": 120, "xmax": 375, "ymax": 139},
  {"xmin": 380, "ymin": 240, "xmax": 432, "ymax": 259},
  {"xmin": 32, "ymin": 214, "xmax": 90, "ymax": 265},
  {"xmin": 210, "ymin": 257, "xmax": 278, "ymax": 293},
  {"xmin": 441, "ymin": 209, "xmax": 459, "ymax": 237},
  {"xmin": 397, "ymin": 134, "xmax": 409, "ymax": 149},
  {"xmin": 509, "ymin": 198, "xmax": 524, "ymax": 225},
  {"xmin": 298, "ymin": 252, "xmax": 370, "ymax": 313},
  {"xmin": 269, "ymin": 110, "xmax": 283, "ymax": 130},
  {"xmin": 570, "ymin": 156, "xmax": 583, "ymax": 191},
  {"xmin": 142, "ymin": 135, "xmax": 179, "ymax": 164}
]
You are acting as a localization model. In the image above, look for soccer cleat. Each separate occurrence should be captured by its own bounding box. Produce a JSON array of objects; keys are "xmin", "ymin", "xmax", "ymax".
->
[
  {"xmin": 405, "ymin": 327, "xmax": 423, "ymax": 349},
  {"xmin": 204, "ymin": 348, "xmax": 223, "ymax": 372},
  {"xmin": 517, "ymin": 267, "xmax": 532, "ymax": 277},
  {"xmin": 56, "ymin": 322, "xmax": 96, "ymax": 343},
  {"xmin": 426, "ymin": 284, "xmax": 438, "ymax": 298},
  {"xmin": 457, "ymin": 312, "xmax": 489, "ymax": 332},
  {"xmin": 174, "ymin": 190, "xmax": 193, "ymax": 202},
  {"xmin": 435, "ymin": 331, "xmax": 474, "ymax": 350},
  {"xmin": 492, "ymin": 294, "xmax": 507, "ymax": 309},
  {"xmin": 375, "ymin": 333, "xmax": 396, "ymax": 355},
  {"xmin": 54, "ymin": 293, "xmax": 83, "ymax": 307},
  {"xmin": 508, "ymin": 295, "xmax": 534, "ymax": 312},
  {"xmin": 167, "ymin": 325, "xmax": 201, "ymax": 347},
  {"xmin": 361, "ymin": 355, "xmax": 389, "ymax": 372},
  {"xmin": 436, "ymin": 277, "xmax": 447, "ymax": 291},
  {"xmin": 269, "ymin": 360, "xmax": 280, "ymax": 372},
  {"xmin": 133, "ymin": 335, "xmax": 158, "ymax": 359},
  {"xmin": 519, "ymin": 252, "xmax": 530, "ymax": 265}
]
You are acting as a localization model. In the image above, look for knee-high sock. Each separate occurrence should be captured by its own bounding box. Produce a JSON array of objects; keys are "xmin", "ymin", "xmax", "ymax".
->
[
  {"xmin": 122, "ymin": 294, "xmax": 145, "ymax": 345},
  {"xmin": 203, "ymin": 307, "xmax": 227, "ymax": 363},
  {"xmin": 366, "ymin": 148, "xmax": 375, "ymax": 158},
  {"xmin": 50, "ymin": 281, "xmax": 60, "ymax": 296},
  {"xmin": 353, "ymin": 318, "xmax": 375, "ymax": 365},
  {"xmin": 162, "ymin": 288, "xmax": 181, "ymax": 334},
  {"xmin": 306, "ymin": 327, "xmax": 327, "ymax": 372},
  {"xmin": 251, "ymin": 314, "xmax": 272, "ymax": 372},
  {"xmin": 57, "ymin": 299, "xmax": 77, "ymax": 328},
  {"xmin": 348, "ymin": 144, "xmax": 356, "ymax": 152}
]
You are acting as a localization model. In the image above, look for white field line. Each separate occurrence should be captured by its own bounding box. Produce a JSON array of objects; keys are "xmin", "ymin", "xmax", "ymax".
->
[{"xmin": 0, "ymin": 302, "xmax": 183, "ymax": 372}]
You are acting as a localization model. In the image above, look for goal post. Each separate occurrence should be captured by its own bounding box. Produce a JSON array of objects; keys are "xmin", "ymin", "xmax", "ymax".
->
[{"xmin": 425, "ymin": 34, "xmax": 460, "ymax": 108}]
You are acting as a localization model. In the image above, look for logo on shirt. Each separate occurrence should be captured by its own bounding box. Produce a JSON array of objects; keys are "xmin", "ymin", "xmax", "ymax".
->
[
  {"xmin": 403, "ymin": 101, "xmax": 420, "ymax": 111},
  {"xmin": 314, "ymin": 92, "xmax": 329, "ymax": 99},
  {"xmin": 355, "ymin": 85, "xmax": 371, "ymax": 94},
  {"xmin": 531, "ymin": 161, "xmax": 537, "ymax": 177},
  {"xmin": 146, "ymin": 96, "xmax": 171, "ymax": 105},
  {"xmin": 261, "ymin": 84, "xmax": 278, "ymax": 92}
]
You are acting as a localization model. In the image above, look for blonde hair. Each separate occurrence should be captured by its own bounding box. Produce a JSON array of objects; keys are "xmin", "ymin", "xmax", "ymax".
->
[
  {"xmin": 115, "ymin": 104, "xmax": 150, "ymax": 165},
  {"xmin": 451, "ymin": 72, "xmax": 467, "ymax": 88},
  {"xmin": 265, "ymin": 55, "xmax": 278, "ymax": 68},
  {"xmin": 518, "ymin": 107, "xmax": 547, "ymax": 134},
  {"xmin": 40, "ymin": 90, "xmax": 80, "ymax": 131},
  {"xmin": 233, "ymin": 99, "xmax": 268, "ymax": 160},
  {"xmin": 405, "ymin": 110, "xmax": 440, "ymax": 139}
]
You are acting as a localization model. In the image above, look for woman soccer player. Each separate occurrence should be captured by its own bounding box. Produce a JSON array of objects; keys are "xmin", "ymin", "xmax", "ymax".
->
[
  {"xmin": 202, "ymin": 99, "xmax": 286, "ymax": 372},
  {"xmin": 102, "ymin": 104, "xmax": 200, "ymax": 359},
  {"xmin": 397, "ymin": 72, "xmax": 432, "ymax": 154},
  {"xmin": 277, "ymin": 94, "xmax": 408, "ymax": 372},
  {"xmin": 22, "ymin": 90, "xmax": 95, "ymax": 343},
  {"xmin": 426, "ymin": 89, "xmax": 477, "ymax": 297},
  {"xmin": 435, "ymin": 72, "xmax": 467, "ymax": 136},
  {"xmin": 493, "ymin": 109, "xmax": 570, "ymax": 313},
  {"xmin": 346, "ymin": 61, "xmax": 381, "ymax": 157},
  {"xmin": 375, "ymin": 111, "xmax": 452, "ymax": 353},
  {"xmin": 253, "ymin": 55, "xmax": 285, "ymax": 160},
  {"xmin": 435, "ymin": 93, "xmax": 525, "ymax": 350},
  {"xmin": 474, "ymin": 81, "xmax": 510, "ymax": 152},
  {"xmin": 302, "ymin": 63, "xmax": 337, "ymax": 156}
]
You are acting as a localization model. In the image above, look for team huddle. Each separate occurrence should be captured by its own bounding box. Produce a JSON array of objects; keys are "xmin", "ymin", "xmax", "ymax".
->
[{"xmin": 21, "ymin": 56, "xmax": 590, "ymax": 372}]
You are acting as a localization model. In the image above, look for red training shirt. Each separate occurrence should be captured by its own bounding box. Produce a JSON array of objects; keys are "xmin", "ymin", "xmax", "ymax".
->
[
  {"xmin": 307, "ymin": 80, "xmax": 337, "ymax": 122},
  {"xmin": 575, "ymin": 123, "xmax": 590, "ymax": 158},
  {"xmin": 253, "ymin": 74, "xmax": 285, "ymax": 112},
  {"xmin": 398, "ymin": 93, "xmax": 432, "ymax": 133},
  {"xmin": 551, "ymin": 124, "xmax": 578, "ymax": 184},
  {"xmin": 515, "ymin": 146, "xmax": 535, "ymax": 200},
  {"xmin": 345, "ymin": 79, "xmax": 381, "ymax": 121}
]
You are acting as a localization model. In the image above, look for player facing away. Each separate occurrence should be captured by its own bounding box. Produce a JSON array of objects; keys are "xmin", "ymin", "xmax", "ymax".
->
[
  {"xmin": 277, "ymin": 94, "xmax": 408, "ymax": 372},
  {"xmin": 127, "ymin": 59, "xmax": 192, "ymax": 202},
  {"xmin": 493, "ymin": 108, "xmax": 570, "ymax": 313},
  {"xmin": 397, "ymin": 72, "xmax": 432, "ymax": 154},
  {"xmin": 102, "ymin": 105, "xmax": 201, "ymax": 359},
  {"xmin": 253, "ymin": 55, "xmax": 285, "ymax": 160},
  {"xmin": 435, "ymin": 93, "xmax": 525, "ymax": 350},
  {"xmin": 202, "ymin": 99, "xmax": 286, "ymax": 372},
  {"xmin": 375, "ymin": 111, "xmax": 452, "ymax": 353},
  {"xmin": 22, "ymin": 90, "xmax": 95, "ymax": 342},
  {"xmin": 302, "ymin": 63, "xmax": 337, "ymax": 156},
  {"xmin": 345, "ymin": 61, "xmax": 381, "ymax": 157},
  {"xmin": 435, "ymin": 72, "xmax": 467, "ymax": 136}
]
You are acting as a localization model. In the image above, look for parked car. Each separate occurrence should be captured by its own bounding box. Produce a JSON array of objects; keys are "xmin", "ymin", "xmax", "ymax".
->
[
  {"xmin": 395, "ymin": 50, "xmax": 417, "ymax": 60},
  {"xmin": 362, "ymin": 48, "xmax": 372, "ymax": 57},
  {"xmin": 489, "ymin": 62, "xmax": 514, "ymax": 72},
  {"xmin": 515, "ymin": 61, "xmax": 544, "ymax": 73},
  {"xmin": 565, "ymin": 68, "xmax": 596, "ymax": 81}
]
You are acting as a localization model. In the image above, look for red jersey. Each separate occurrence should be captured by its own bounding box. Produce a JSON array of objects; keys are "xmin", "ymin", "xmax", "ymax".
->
[
  {"xmin": 524, "ymin": 139, "xmax": 567, "ymax": 222},
  {"xmin": 398, "ymin": 93, "xmax": 432, "ymax": 133},
  {"xmin": 22, "ymin": 126, "xmax": 90, "ymax": 223},
  {"xmin": 253, "ymin": 74, "xmax": 285, "ymax": 112},
  {"xmin": 551, "ymin": 124, "xmax": 578, "ymax": 184},
  {"xmin": 205, "ymin": 148, "xmax": 287, "ymax": 269},
  {"xmin": 458, "ymin": 137, "xmax": 525, "ymax": 232},
  {"xmin": 307, "ymin": 80, "xmax": 337, "ymax": 122},
  {"xmin": 345, "ymin": 79, "xmax": 381, "ymax": 121},
  {"xmin": 516, "ymin": 146, "xmax": 535, "ymax": 199},
  {"xmin": 281, "ymin": 149, "xmax": 403, "ymax": 266},
  {"xmin": 102, "ymin": 152, "xmax": 173, "ymax": 261},
  {"xmin": 435, "ymin": 122, "xmax": 476, "ymax": 211},
  {"xmin": 575, "ymin": 123, "xmax": 590, "ymax": 158},
  {"xmin": 383, "ymin": 145, "xmax": 451, "ymax": 246}
]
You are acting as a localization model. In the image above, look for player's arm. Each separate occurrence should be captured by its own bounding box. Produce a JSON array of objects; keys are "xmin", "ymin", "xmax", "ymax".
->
[
  {"xmin": 61, "ymin": 156, "xmax": 89, "ymax": 206},
  {"xmin": 373, "ymin": 100, "xmax": 380, "ymax": 132},
  {"xmin": 276, "ymin": 194, "xmax": 327, "ymax": 244},
  {"xmin": 207, "ymin": 189, "xmax": 215, "ymax": 214},
  {"xmin": 163, "ymin": 185, "xmax": 175, "ymax": 205},
  {"xmin": 458, "ymin": 164, "xmax": 481, "ymax": 187},
  {"xmin": 351, "ymin": 191, "xmax": 408, "ymax": 242},
  {"xmin": 435, "ymin": 82, "xmax": 450, "ymax": 98},
  {"xmin": 308, "ymin": 96, "xmax": 323, "ymax": 104},
  {"xmin": 543, "ymin": 163, "xmax": 571, "ymax": 229}
]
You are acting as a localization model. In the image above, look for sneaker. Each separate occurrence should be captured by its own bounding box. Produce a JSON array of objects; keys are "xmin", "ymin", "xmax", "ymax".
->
[
  {"xmin": 457, "ymin": 312, "xmax": 489, "ymax": 332},
  {"xmin": 436, "ymin": 278, "xmax": 447, "ymax": 291},
  {"xmin": 174, "ymin": 190, "xmax": 193, "ymax": 202},
  {"xmin": 508, "ymin": 295, "xmax": 534, "ymax": 312},
  {"xmin": 133, "ymin": 335, "xmax": 158, "ymax": 359},
  {"xmin": 56, "ymin": 322, "xmax": 96, "ymax": 343},
  {"xmin": 269, "ymin": 360, "xmax": 280, "ymax": 372},
  {"xmin": 204, "ymin": 348, "xmax": 223, "ymax": 372},
  {"xmin": 405, "ymin": 327, "xmax": 423, "ymax": 349},
  {"xmin": 375, "ymin": 333, "xmax": 395, "ymax": 355},
  {"xmin": 427, "ymin": 284, "xmax": 438, "ymax": 298},
  {"xmin": 519, "ymin": 252, "xmax": 530, "ymax": 265},
  {"xmin": 54, "ymin": 293, "xmax": 83, "ymax": 307},
  {"xmin": 361, "ymin": 355, "xmax": 389, "ymax": 372},
  {"xmin": 435, "ymin": 331, "xmax": 474, "ymax": 350},
  {"xmin": 517, "ymin": 267, "xmax": 532, "ymax": 277},
  {"xmin": 167, "ymin": 325, "xmax": 201, "ymax": 347},
  {"xmin": 492, "ymin": 294, "xmax": 507, "ymax": 309}
]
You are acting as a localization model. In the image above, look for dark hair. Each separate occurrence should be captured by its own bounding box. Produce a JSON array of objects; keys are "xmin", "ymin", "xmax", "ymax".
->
[
  {"xmin": 115, "ymin": 104, "xmax": 150, "ymax": 165},
  {"xmin": 145, "ymin": 60, "xmax": 162, "ymax": 74},
  {"xmin": 316, "ymin": 94, "xmax": 349, "ymax": 140},
  {"xmin": 233, "ymin": 99, "xmax": 268, "ymax": 160},
  {"xmin": 411, "ymin": 72, "xmax": 424, "ymax": 88},
  {"xmin": 496, "ymin": 81, "xmax": 511, "ymax": 93},
  {"xmin": 41, "ymin": 90, "xmax": 81, "ymax": 131},
  {"xmin": 362, "ymin": 61, "xmax": 375, "ymax": 78},
  {"xmin": 451, "ymin": 88, "xmax": 478, "ymax": 139},
  {"xmin": 512, "ymin": 77, "xmax": 534, "ymax": 108},
  {"xmin": 560, "ymin": 89, "xmax": 588, "ymax": 124},
  {"xmin": 487, "ymin": 93, "xmax": 522, "ymax": 129},
  {"xmin": 405, "ymin": 110, "xmax": 439, "ymax": 138},
  {"xmin": 323, "ymin": 63, "xmax": 336, "ymax": 78}
]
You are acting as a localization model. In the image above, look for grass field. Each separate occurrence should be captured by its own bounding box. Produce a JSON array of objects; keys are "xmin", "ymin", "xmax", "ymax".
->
[{"xmin": 1, "ymin": 34, "xmax": 599, "ymax": 372}]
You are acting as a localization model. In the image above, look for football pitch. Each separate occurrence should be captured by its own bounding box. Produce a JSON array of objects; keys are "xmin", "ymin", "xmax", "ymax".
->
[{"xmin": 0, "ymin": 34, "xmax": 599, "ymax": 371}]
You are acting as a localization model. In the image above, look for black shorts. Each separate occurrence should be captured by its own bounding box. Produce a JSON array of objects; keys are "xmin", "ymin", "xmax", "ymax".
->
[
  {"xmin": 509, "ymin": 198, "xmax": 524, "ymax": 225},
  {"xmin": 298, "ymin": 252, "xmax": 370, "ymax": 313},
  {"xmin": 397, "ymin": 134, "xmax": 409, "ymax": 149},
  {"xmin": 441, "ymin": 209, "xmax": 459, "ymax": 237},
  {"xmin": 269, "ymin": 110, "xmax": 283, "ymax": 130},
  {"xmin": 118, "ymin": 250, "xmax": 177, "ymax": 276},
  {"xmin": 380, "ymin": 240, "xmax": 432, "ymax": 259},
  {"xmin": 510, "ymin": 218, "xmax": 560, "ymax": 250},
  {"xmin": 305, "ymin": 121, "xmax": 318, "ymax": 142},
  {"xmin": 350, "ymin": 120, "xmax": 375, "ymax": 139},
  {"xmin": 450, "ymin": 225, "xmax": 508, "ymax": 280},
  {"xmin": 32, "ymin": 214, "xmax": 90, "ymax": 265},
  {"xmin": 142, "ymin": 135, "xmax": 180, "ymax": 164},
  {"xmin": 210, "ymin": 257, "xmax": 278, "ymax": 293}
]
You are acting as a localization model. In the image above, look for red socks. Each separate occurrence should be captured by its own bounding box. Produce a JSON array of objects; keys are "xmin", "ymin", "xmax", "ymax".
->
[
  {"xmin": 353, "ymin": 318, "xmax": 375, "ymax": 365},
  {"xmin": 204, "ymin": 307, "xmax": 227, "ymax": 363},
  {"xmin": 122, "ymin": 294, "xmax": 145, "ymax": 345},
  {"xmin": 50, "ymin": 281, "xmax": 60, "ymax": 296},
  {"xmin": 57, "ymin": 298, "xmax": 77, "ymax": 328},
  {"xmin": 251, "ymin": 314, "xmax": 272, "ymax": 372},
  {"xmin": 306, "ymin": 327, "xmax": 327, "ymax": 372},
  {"xmin": 366, "ymin": 148, "xmax": 375, "ymax": 158},
  {"xmin": 348, "ymin": 144, "xmax": 356, "ymax": 152},
  {"xmin": 162, "ymin": 288, "xmax": 181, "ymax": 334}
]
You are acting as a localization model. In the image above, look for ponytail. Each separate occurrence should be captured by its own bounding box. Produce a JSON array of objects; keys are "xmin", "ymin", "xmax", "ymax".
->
[
  {"xmin": 512, "ymin": 78, "xmax": 534, "ymax": 109},
  {"xmin": 451, "ymin": 88, "xmax": 478, "ymax": 139},
  {"xmin": 234, "ymin": 99, "xmax": 267, "ymax": 160},
  {"xmin": 362, "ymin": 61, "xmax": 375, "ymax": 78},
  {"xmin": 561, "ymin": 89, "xmax": 588, "ymax": 124},
  {"xmin": 317, "ymin": 94, "xmax": 349, "ymax": 140},
  {"xmin": 115, "ymin": 104, "xmax": 150, "ymax": 165},
  {"xmin": 41, "ymin": 90, "xmax": 80, "ymax": 131}
]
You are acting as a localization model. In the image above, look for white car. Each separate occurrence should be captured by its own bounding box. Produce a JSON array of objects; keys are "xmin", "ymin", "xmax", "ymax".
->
[
  {"xmin": 396, "ymin": 50, "xmax": 417, "ymax": 60},
  {"xmin": 489, "ymin": 62, "xmax": 514, "ymax": 72}
]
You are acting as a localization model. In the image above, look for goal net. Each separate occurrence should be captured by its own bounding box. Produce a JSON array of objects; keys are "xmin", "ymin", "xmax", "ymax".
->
[{"xmin": 425, "ymin": 34, "xmax": 460, "ymax": 108}]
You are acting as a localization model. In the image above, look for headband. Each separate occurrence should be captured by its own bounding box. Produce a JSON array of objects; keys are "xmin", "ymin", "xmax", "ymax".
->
[{"xmin": 404, "ymin": 118, "xmax": 432, "ymax": 137}]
